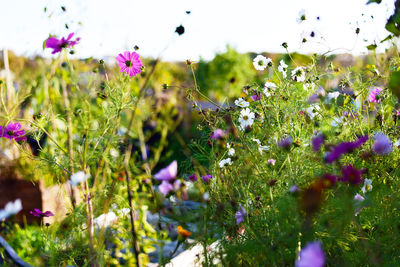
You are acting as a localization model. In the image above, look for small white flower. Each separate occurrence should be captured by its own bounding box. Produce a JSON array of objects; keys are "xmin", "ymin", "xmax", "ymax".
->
[
  {"xmin": 263, "ymin": 82, "xmax": 277, "ymax": 97},
  {"xmin": 252, "ymin": 138, "xmax": 270, "ymax": 155},
  {"xmin": 296, "ymin": 9, "xmax": 306, "ymax": 23},
  {"xmin": 291, "ymin": 67, "xmax": 306, "ymax": 82},
  {"xmin": 305, "ymin": 104, "xmax": 320, "ymax": 120},
  {"xmin": 394, "ymin": 140, "xmax": 400, "ymax": 147},
  {"xmin": 110, "ymin": 148, "xmax": 120, "ymax": 158},
  {"xmin": 253, "ymin": 55, "xmax": 272, "ymax": 71},
  {"xmin": 94, "ymin": 211, "xmax": 118, "ymax": 229},
  {"xmin": 303, "ymin": 83, "xmax": 316, "ymax": 91},
  {"xmin": 0, "ymin": 199, "xmax": 22, "ymax": 221},
  {"xmin": 219, "ymin": 158, "xmax": 233, "ymax": 168},
  {"xmin": 203, "ymin": 192, "xmax": 210, "ymax": 201},
  {"xmin": 325, "ymin": 91, "xmax": 340, "ymax": 103},
  {"xmin": 227, "ymin": 143, "xmax": 235, "ymax": 156},
  {"xmin": 361, "ymin": 179, "xmax": 373, "ymax": 194},
  {"xmin": 70, "ymin": 171, "xmax": 90, "ymax": 187},
  {"xmin": 234, "ymin": 97, "xmax": 250, "ymax": 108},
  {"xmin": 238, "ymin": 108, "xmax": 255, "ymax": 131},
  {"xmin": 278, "ymin": 60, "xmax": 288, "ymax": 78},
  {"xmin": 331, "ymin": 117, "xmax": 343, "ymax": 127}
]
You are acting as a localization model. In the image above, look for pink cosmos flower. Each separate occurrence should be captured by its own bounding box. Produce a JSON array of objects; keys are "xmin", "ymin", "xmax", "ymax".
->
[
  {"xmin": 116, "ymin": 51, "xmax": 143, "ymax": 77},
  {"xmin": 45, "ymin": 33, "xmax": 80, "ymax": 54},
  {"xmin": 267, "ymin": 159, "xmax": 276, "ymax": 165},
  {"xmin": 158, "ymin": 181, "xmax": 174, "ymax": 196},
  {"xmin": 368, "ymin": 87, "xmax": 383, "ymax": 103},
  {"xmin": 0, "ymin": 122, "xmax": 26, "ymax": 141},
  {"xmin": 210, "ymin": 129, "xmax": 226, "ymax": 140},
  {"xmin": 154, "ymin": 161, "xmax": 178, "ymax": 181},
  {"xmin": 30, "ymin": 209, "xmax": 54, "ymax": 218}
]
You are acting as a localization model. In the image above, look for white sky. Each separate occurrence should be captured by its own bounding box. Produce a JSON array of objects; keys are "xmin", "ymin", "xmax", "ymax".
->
[{"xmin": 0, "ymin": 0, "xmax": 396, "ymax": 62}]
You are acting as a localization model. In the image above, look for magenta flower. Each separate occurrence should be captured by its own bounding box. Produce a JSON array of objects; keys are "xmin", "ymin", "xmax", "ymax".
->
[
  {"xmin": 154, "ymin": 161, "xmax": 178, "ymax": 181},
  {"xmin": 295, "ymin": 241, "xmax": 325, "ymax": 267},
  {"xmin": 312, "ymin": 133, "xmax": 324, "ymax": 152},
  {"xmin": 0, "ymin": 122, "xmax": 26, "ymax": 141},
  {"xmin": 372, "ymin": 133, "xmax": 392, "ymax": 155},
  {"xmin": 325, "ymin": 135, "xmax": 368, "ymax": 163},
  {"xmin": 339, "ymin": 164, "xmax": 364, "ymax": 185},
  {"xmin": 250, "ymin": 94, "xmax": 261, "ymax": 101},
  {"xmin": 201, "ymin": 174, "xmax": 213, "ymax": 184},
  {"xmin": 45, "ymin": 33, "xmax": 80, "ymax": 54},
  {"xmin": 116, "ymin": 51, "xmax": 143, "ymax": 77},
  {"xmin": 210, "ymin": 129, "xmax": 226, "ymax": 140},
  {"xmin": 188, "ymin": 174, "xmax": 198, "ymax": 182},
  {"xmin": 235, "ymin": 204, "xmax": 247, "ymax": 225},
  {"xmin": 368, "ymin": 87, "xmax": 383, "ymax": 103},
  {"xmin": 158, "ymin": 180, "xmax": 174, "ymax": 196},
  {"xmin": 30, "ymin": 209, "xmax": 54, "ymax": 218}
]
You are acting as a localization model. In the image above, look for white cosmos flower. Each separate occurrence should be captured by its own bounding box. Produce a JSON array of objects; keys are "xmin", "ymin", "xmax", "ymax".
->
[
  {"xmin": 278, "ymin": 60, "xmax": 288, "ymax": 78},
  {"xmin": 238, "ymin": 108, "xmax": 255, "ymax": 131},
  {"xmin": 291, "ymin": 67, "xmax": 306, "ymax": 82},
  {"xmin": 252, "ymin": 138, "xmax": 270, "ymax": 155},
  {"xmin": 234, "ymin": 97, "xmax": 250, "ymax": 108},
  {"xmin": 263, "ymin": 82, "xmax": 277, "ymax": 97},
  {"xmin": 219, "ymin": 158, "xmax": 233, "ymax": 168},
  {"xmin": 303, "ymin": 83, "xmax": 316, "ymax": 91},
  {"xmin": 70, "ymin": 171, "xmax": 90, "ymax": 187},
  {"xmin": 226, "ymin": 143, "xmax": 235, "ymax": 156},
  {"xmin": 0, "ymin": 199, "xmax": 22, "ymax": 221},
  {"xmin": 94, "ymin": 211, "xmax": 118, "ymax": 229},
  {"xmin": 253, "ymin": 55, "xmax": 272, "ymax": 71},
  {"xmin": 305, "ymin": 104, "xmax": 320, "ymax": 120},
  {"xmin": 361, "ymin": 179, "xmax": 373, "ymax": 194},
  {"xmin": 325, "ymin": 91, "xmax": 340, "ymax": 103}
]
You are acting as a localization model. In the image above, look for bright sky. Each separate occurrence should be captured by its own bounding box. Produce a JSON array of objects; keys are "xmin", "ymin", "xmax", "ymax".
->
[{"xmin": 0, "ymin": 0, "xmax": 396, "ymax": 62}]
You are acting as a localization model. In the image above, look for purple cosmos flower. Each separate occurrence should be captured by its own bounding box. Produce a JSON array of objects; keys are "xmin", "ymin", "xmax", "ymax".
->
[
  {"xmin": 368, "ymin": 87, "xmax": 383, "ymax": 103},
  {"xmin": 295, "ymin": 241, "xmax": 325, "ymax": 267},
  {"xmin": 154, "ymin": 161, "xmax": 178, "ymax": 181},
  {"xmin": 312, "ymin": 133, "xmax": 324, "ymax": 152},
  {"xmin": 30, "ymin": 209, "xmax": 54, "ymax": 218},
  {"xmin": 0, "ymin": 122, "xmax": 26, "ymax": 141},
  {"xmin": 372, "ymin": 133, "xmax": 392, "ymax": 155},
  {"xmin": 277, "ymin": 136, "xmax": 293, "ymax": 148},
  {"xmin": 188, "ymin": 174, "xmax": 198, "ymax": 182},
  {"xmin": 201, "ymin": 174, "xmax": 213, "ymax": 184},
  {"xmin": 210, "ymin": 129, "xmax": 226, "ymax": 140},
  {"xmin": 339, "ymin": 165, "xmax": 364, "ymax": 185},
  {"xmin": 116, "ymin": 51, "xmax": 143, "ymax": 77},
  {"xmin": 325, "ymin": 135, "xmax": 368, "ymax": 163},
  {"xmin": 235, "ymin": 204, "xmax": 247, "ymax": 225},
  {"xmin": 45, "ymin": 33, "xmax": 80, "ymax": 54},
  {"xmin": 158, "ymin": 180, "xmax": 174, "ymax": 196},
  {"xmin": 321, "ymin": 174, "xmax": 338, "ymax": 187},
  {"xmin": 267, "ymin": 159, "xmax": 276, "ymax": 165}
]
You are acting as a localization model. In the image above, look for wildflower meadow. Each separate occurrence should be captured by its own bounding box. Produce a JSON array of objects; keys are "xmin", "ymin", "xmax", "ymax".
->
[{"xmin": 1, "ymin": 1, "xmax": 400, "ymax": 266}]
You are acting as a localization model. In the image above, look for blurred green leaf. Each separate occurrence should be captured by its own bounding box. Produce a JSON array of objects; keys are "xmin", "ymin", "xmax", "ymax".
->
[
  {"xmin": 366, "ymin": 44, "xmax": 377, "ymax": 50},
  {"xmin": 389, "ymin": 71, "xmax": 400, "ymax": 101},
  {"xmin": 366, "ymin": 0, "xmax": 382, "ymax": 4}
]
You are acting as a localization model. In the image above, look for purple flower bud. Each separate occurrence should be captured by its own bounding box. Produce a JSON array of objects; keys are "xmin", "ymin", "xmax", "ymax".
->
[
  {"xmin": 278, "ymin": 136, "xmax": 293, "ymax": 148},
  {"xmin": 188, "ymin": 174, "xmax": 198, "ymax": 182},
  {"xmin": 372, "ymin": 133, "xmax": 392, "ymax": 155},
  {"xmin": 235, "ymin": 204, "xmax": 247, "ymax": 225},
  {"xmin": 201, "ymin": 174, "xmax": 213, "ymax": 184},
  {"xmin": 311, "ymin": 133, "xmax": 324, "ymax": 152}
]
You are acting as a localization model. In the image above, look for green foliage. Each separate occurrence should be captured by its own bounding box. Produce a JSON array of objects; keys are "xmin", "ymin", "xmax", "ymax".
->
[{"xmin": 196, "ymin": 46, "xmax": 256, "ymax": 100}]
